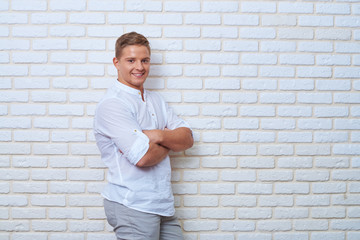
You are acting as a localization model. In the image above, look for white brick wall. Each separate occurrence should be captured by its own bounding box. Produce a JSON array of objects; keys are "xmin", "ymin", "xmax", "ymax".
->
[{"xmin": 1, "ymin": 0, "xmax": 359, "ymax": 239}]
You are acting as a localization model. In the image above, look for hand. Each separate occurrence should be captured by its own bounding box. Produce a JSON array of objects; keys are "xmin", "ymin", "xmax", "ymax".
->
[{"xmin": 142, "ymin": 129, "xmax": 163, "ymax": 144}]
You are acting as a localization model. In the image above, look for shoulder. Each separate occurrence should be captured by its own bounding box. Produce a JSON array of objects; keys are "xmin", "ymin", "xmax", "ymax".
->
[{"xmin": 96, "ymin": 90, "xmax": 133, "ymax": 114}]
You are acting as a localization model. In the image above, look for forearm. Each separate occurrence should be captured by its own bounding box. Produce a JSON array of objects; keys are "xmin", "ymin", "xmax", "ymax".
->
[
  {"xmin": 136, "ymin": 142, "xmax": 169, "ymax": 168},
  {"xmin": 144, "ymin": 127, "xmax": 193, "ymax": 152}
]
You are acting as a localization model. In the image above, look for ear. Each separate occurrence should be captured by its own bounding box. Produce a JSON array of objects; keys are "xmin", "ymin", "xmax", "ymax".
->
[{"xmin": 113, "ymin": 57, "xmax": 119, "ymax": 70}]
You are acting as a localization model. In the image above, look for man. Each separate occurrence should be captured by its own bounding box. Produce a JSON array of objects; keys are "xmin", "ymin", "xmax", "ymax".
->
[{"xmin": 93, "ymin": 32, "xmax": 193, "ymax": 240}]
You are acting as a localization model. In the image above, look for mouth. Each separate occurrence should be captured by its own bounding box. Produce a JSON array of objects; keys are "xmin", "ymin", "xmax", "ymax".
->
[{"xmin": 132, "ymin": 72, "xmax": 145, "ymax": 78}]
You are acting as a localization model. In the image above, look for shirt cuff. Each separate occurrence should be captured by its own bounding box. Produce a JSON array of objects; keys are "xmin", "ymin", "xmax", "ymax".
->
[{"xmin": 127, "ymin": 132, "xmax": 150, "ymax": 165}]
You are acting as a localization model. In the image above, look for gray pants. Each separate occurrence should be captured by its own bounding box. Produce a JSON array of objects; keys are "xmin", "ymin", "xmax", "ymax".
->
[{"xmin": 104, "ymin": 199, "xmax": 183, "ymax": 240}]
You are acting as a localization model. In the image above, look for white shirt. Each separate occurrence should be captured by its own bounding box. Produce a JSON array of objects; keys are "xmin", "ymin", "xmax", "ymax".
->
[{"xmin": 94, "ymin": 81, "xmax": 190, "ymax": 216}]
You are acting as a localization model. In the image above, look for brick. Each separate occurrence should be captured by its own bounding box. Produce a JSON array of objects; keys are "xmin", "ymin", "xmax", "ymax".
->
[
  {"xmin": 203, "ymin": 1, "xmax": 238, "ymax": 12},
  {"xmin": 70, "ymin": 39, "xmax": 105, "ymax": 50},
  {"xmin": 12, "ymin": 208, "xmax": 46, "ymax": 219},
  {"xmin": 299, "ymin": 16, "xmax": 333, "ymax": 27},
  {"xmin": 279, "ymin": 54, "xmax": 314, "ymax": 65},
  {"xmin": 296, "ymin": 195, "xmax": 330, "ymax": 207},
  {"xmin": 185, "ymin": 144, "xmax": 219, "ymax": 156},
  {"xmin": 201, "ymin": 183, "xmax": 235, "ymax": 194},
  {"xmin": 240, "ymin": 131, "xmax": 275, "ymax": 143},
  {"xmin": 33, "ymin": 39, "xmax": 67, "ymax": 50},
  {"xmin": 164, "ymin": 1, "xmax": 200, "ymax": 12},
  {"xmin": 13, "ymin": 26, "xmax": 47, "ymax": 37},
  {"xmin": 240, "ymin": 157, "xmax": 274, "ymax": 169},
  {"xmin": 241, "ymin": 1, "xmax": 276, "ymax": 13},
  {"xmin": 261, "ymin": 119, "xmax": 295, "ymax": 130},
  {"xmin": 335, "ymin": 67, "xmax": 360, "ymax": 78},
  {"xmin": 49, "ymin": 208, "xmax": 83, "ymax": 219},
  {"xmin": 223, "ymin": 66, "xmax": 257, "ymax": 77},
  {"xmin": 201, "ymin": 157, "xmax": 237, "ymax": 169},
  {"xmin": 50, "ymin": 0, "xmax": 86, "ymax": 11},
  {"xmin": 261, "ymin": 41, "xmax": 296, "ymax": 52},
  {"xmin": 224, "ymin": 40, "xmax": 258, "ymax": 52},
  {"xmin": 224, "ymin": 118, "xmax": 259, "ymax": 130},
  {"xmin": 314, "ymin": 132, "xmax": 348, "ymax": 143},
  {"xmin": 184, "ymin": 196, "xmax": 218, "ymax": 207},
  {"xmin": 298, "ymin": 119, "xmax": 332, "ymax": 130},
  {"xmin": 0, "ymin": 221, "xmax": 29, "ymax": 232},
  {"xmin": 224, "ymin": 14, "xmax": 259, "ymax": 26},
  {"xmin": 259, "ymin": 145, "xmax": 294, "ymax": 156},
  {"xmin": 259, "ymin": 171, "xmax": 293, "ymax": 182},
  {"xmin": 336, "ymin": 42, "xmax": 360, "ymax": 53},
  {"xmin": 336, "ymin": 16, "xmax": 360, "ymax": 27},
  {"xmin": 237, "ymin": 183, "xmax": 272, "ymax": 194},
  {"xmin": 275, "ymin": 183, "xmax": 309, "ymax": 194},
  {"xmin": 183, "ymin": 220, "xmax": 218, "ymax": 231},
  {"xmin": 221, "ymin": 170, "xmax": 256, "ymax": 182},
  {"xmin": 278, "ymin": 157, "xmax": 313, "ymax": 169},
  {"xmin": 202, "ymin": 131, "xmax": 238, "ymax": 142},
  {"xmin": 206, "ymin": 79, "xmax": 240, "ymax": 90},
  {"xmin": 260, "ymin": 93, "xmax": 295, "ymax": 104},
  {"xmin": 278, "ymin": 132, "xmax": 312, "ymax": 143},
  {"xmin": 240, "ymin": 28, "xmax": 276, "ymax": 39},
  {"xmin": 222, "ymin": 92, "xmax": 256, "ymax": 103},
  {"xmin": 12, "ymin": 0, "xmax": 47, "ymax": 11},
  {"xmin": 68, "ymin": 196, "xmax": 103, "ymax": 207},
  {"xmin": 0, "ymin": 65, "xmax": 28, "ymax": 76},
  {"xmin": 241, "ymin": 106, "xmax": 275, "ymax": 117},
  {"xmin": 278, "ymin": 28, "xmax": 313, "ymax": 40},
  {"xmin": 317, "ymin": 3, "xmax": 350, "ymax": 14},
  {"xmin": 222, "ymin": 144, "xmax": 257, "ymax": 156},
  {"xmin": 262, "ymin": 15, "xmax": 296, "ymax": 26},
  {"xmin": 237, "ymin": 233, "xmax": 271, "ymax": 240},
  {"xmin": 201, "ymin": 208, "xmax": 235, "ymax": 219},
  {"xmin": 31, "ymin": 13, "xmax": 66, "ymax": 24},
  {"xmin": 70, "ymin": 13, "xmax": 105, "ymax": 24},
  {"xmin": 278, "ymin": 2, "xmax": 313, "ymax": 13},
  {"xmin": 260, "ymin": 66, "xmax": 295, "ymax": 78},
  {"xmin": 12, "ymin": 156, "xmax": 47, "ymax": 168},
  {"xmin": 242, "ymin": 53, "xmax": 277, "ymax": 65},
  {"xmin": 295, "ymin": 220, "xmax": 328, "ymax": 231},
  {"xmin": 221, "ymin": 196, "xmax": 256, "ymax": 207},
  {"xmin": 237, "ymin": 208, "xmax": 271, "ymax": 219},
  {"xmin": 274, "ymin": 233, "xmax": 308, "ymax": 240},
  {"xmin": 0, "ymin": 13, "xmax": 28, "ymax": 24},
  {"xmin": 314, "ymin": 107, "xmax": 349, "ymax": 117},
  {"xmin": 184, "ymin": 13, "xmax": 220, "ymax": 25},
  {"xmin": 31, "ymin": 195, "xmax": 66, "ymax": 207},
  {"xmin": 276, "ymin": 207, "xmax": 309, "ymax": 219},
  {"xmin": 260, "ymin": 196, "xmax": 294, "ymax": 207},
  {"xmin": 296, "ymin": 144, "xmax": 331, "ymax": 156},
  {"xmin": 242, "ymin": 79, "xmax": 277, "ymax": 90},
  {"xmin": 316, "ymin": 29, "xmax": 351, "ymax": 41},
  {"xmin": 257, "ymin": 220, "xmax": 292, "ymax": 231},
  {"xmin": 164, "ymin": 26, "xmax": 200, "ymax": 38},
  {"xmin": 298, "ymin": 92, "xmax": 332, "ymax": 104},
  {"xmin": 315, "ymin": 157, "xmax": 349, "ymax": 168},
  {"xmin": 126, "ymin": 1, "xmax": 162, "ymax": 12}
]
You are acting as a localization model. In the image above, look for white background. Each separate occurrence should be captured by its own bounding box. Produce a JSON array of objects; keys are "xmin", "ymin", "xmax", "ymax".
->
[{"xmin": 1, "ymin": 0, "xmax": 360, "ymax": 239}]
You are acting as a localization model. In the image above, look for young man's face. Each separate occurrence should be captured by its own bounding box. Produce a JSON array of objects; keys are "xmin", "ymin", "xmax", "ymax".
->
[{"xmin": 113, "ymin": 45, "xmax": 150, "ymax": 91}]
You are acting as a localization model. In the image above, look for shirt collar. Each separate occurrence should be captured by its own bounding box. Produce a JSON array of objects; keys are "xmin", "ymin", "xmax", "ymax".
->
[{"xmin": 114, "ymin": 80, "xmax": 146, "ymax": 99}]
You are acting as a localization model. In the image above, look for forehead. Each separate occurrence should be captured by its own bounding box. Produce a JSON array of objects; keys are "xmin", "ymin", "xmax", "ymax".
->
[{"xmin": 120, "ymin": 45, "xmax": 150, "ymax": 58}]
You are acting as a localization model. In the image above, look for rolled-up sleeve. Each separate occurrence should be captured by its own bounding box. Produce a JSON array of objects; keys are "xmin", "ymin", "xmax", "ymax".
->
[{"xmin": 95, "ymin": 98, "xmax": 149, "ymax": 165}]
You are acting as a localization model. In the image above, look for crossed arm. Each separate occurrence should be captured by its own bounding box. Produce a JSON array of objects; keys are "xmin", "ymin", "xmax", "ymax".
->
[{"xmin": 135, "ymin": 127, "xmax": 193, "ymax": 168}]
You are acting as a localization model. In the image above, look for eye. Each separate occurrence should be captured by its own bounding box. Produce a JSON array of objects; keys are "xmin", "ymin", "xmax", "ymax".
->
[
  {"xmin": 128, "ymin": 59, "xmax": 134, "ymax": 63},
  {"xmin": 142, "ymin": 59, "xmax": 150, "ymax": 63}
]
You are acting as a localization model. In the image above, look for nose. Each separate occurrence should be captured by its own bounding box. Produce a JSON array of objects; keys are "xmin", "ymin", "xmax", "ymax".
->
[{"xmin": 135, "ymin": 60, "xmax": 144, "ymax": 70}]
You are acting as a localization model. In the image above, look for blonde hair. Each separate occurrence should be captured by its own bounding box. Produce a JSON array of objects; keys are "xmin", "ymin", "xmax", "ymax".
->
[{"xmin": 115, "ymin": 32, "xmax": 151, "ymax": 58}]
